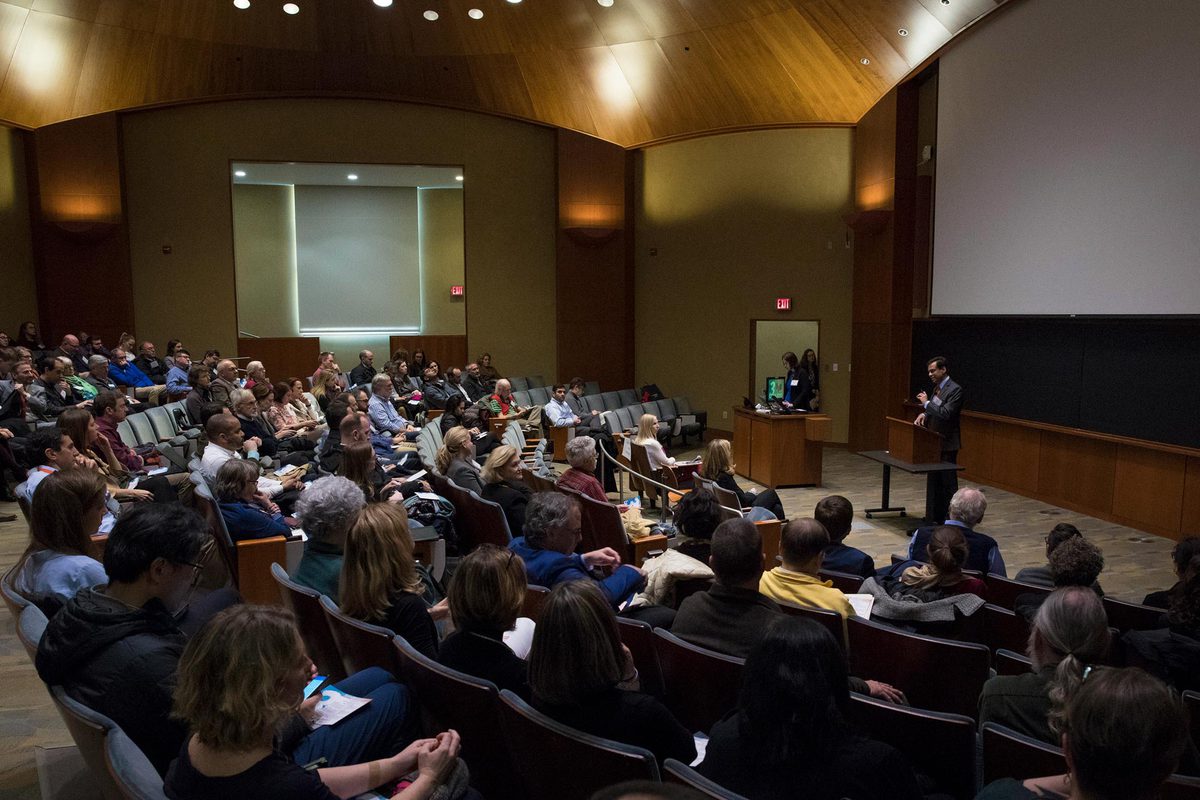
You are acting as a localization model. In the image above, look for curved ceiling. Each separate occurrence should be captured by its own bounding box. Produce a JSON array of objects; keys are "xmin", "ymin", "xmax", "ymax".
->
[{"xmin": 0, "ymin": 0, "xmax": 1005, "ymax": 147}]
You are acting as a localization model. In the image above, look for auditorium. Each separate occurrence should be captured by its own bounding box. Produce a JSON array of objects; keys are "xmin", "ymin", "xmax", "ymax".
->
[{"xmin": 1, "ymin": 0, "xmax": 1198, "ymax": 798}]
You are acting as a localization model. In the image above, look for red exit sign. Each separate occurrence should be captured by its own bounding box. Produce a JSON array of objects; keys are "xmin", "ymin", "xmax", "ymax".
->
[
  {"xmin": 776, "ymin": 297, "xmax": 791, "ymax": 311},
  {"xmin": 450, "ymin": 285, "xmax": 464, "ymax": 297}
]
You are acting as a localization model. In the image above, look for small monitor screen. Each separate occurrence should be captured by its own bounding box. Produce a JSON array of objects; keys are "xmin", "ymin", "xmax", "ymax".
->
[{"xmin": 765, "ymin": 376, "xmax": 786, "ymax": 401}]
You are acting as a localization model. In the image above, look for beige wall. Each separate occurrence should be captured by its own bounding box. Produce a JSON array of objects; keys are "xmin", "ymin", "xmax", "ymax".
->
[
  {"xmin": 419, "ymin": 189, "xmax": 466, "ymax": 336},
  {"xmin": 0, "ymin": 126, "xmax": 37, "ymax": 332},
  {"xmin": 232, "ymin": 184, "xmax": 298, "ymax": 338},
  {"xmin": 121, "ymin": 99, "xmax": 555, "ymax": 376},
  {"xmin": 635, "ymin": 128, "xmax": 855, "ymax": 442}
]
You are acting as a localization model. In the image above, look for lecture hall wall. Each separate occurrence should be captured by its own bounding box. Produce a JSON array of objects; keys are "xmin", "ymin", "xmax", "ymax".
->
[{"xmin": 0, "ymin": 126, "xmax": 36, "ymax": 330}]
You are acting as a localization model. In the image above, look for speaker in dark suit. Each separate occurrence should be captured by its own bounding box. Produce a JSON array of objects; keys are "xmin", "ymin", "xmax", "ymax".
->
[{"xmin": 916, "ymin": 356, "xmax": 963, "ymax": 523}]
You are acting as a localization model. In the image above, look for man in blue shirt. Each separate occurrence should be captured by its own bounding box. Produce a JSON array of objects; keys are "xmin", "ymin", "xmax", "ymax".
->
[
  {"xmin": 164, "ymin": 349, "xmax": 192, "ymax": 395},
  {"xmin": 907, "ymin": 487, "xmax": 1006, "ymax": 576},
  {"xmin": 107, "ymin": 348, "xmax": 166, "ymax": 406},
  {"xmin": 366, "ymin": 374, "xmax": 418, "ymax": 442}
]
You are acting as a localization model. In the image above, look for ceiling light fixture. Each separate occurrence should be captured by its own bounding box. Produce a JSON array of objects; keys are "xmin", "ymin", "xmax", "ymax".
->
[
  {"xmin": 468, "ymin": 8, "xmax": 483, "ymax": 19},
  {"xmin": 423, "ymin": 9, "xmax": 438, "ymax": 20},
  {"xmin": 898, "ymin": 28, "xmax": 909, "ymax": 36},
  {"xmin": 860, "ymin": 57, "xmax": 871, "ymax": 65},
  {"xmin": 234, "ymin": 170, "xmax": 247, "ymax": 177},
  {"xmin": 941, "ymin": 0, "xmax": 950, "ymax": 4},
  {"xmin": 233, "ymin": 0, "xmax": 250, "ymax": 8},
  {"xmin": 347, "ymin": 174, "xmax": 359, "ymax": 180},
  {"xmin": 373, "ymin": 0, "xmax": 394, "ymax": 6},
  {"xmin": 507, "ymin": 0, "xmax": 522, "ymax": 4},
  {"xmin": 597, "ymin": 0, "xmax": 614, "ymax": 6},
  {"xmin": 455, "ymin": 175, "xmax": 464, "ymax": 181},
  {"xmin": 283, "ymin": 2, "xmax": 299, "ymax": 13}
]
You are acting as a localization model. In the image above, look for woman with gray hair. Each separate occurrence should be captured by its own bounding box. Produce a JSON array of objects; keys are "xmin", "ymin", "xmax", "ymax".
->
[
  {"xmin": 977, "ymin": 585, "xmax": 1111, "ymax": 743},
  {"xmin": 555, "ymin": 436, "xmax": 607, "ymax": 503},
  {"xmin": 214, "ymin": 458, "xmax": 292, "ymax": 542},
  {"xmin": 291, "ymin": 476, "xmax": 366, "ymax": 600}
]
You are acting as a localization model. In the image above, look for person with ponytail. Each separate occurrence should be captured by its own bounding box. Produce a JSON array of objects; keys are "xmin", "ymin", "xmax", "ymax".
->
[
  {"xmin": 436, "ymin": 427, "xmax": 483, "ymax": 495},
  {"xmin": 897, "ymin": 525, "xmax": 988, "ymax": 601},
  {"xmin": 978, "ymin": 586, "xmax": 1111, "ymax": 744}
]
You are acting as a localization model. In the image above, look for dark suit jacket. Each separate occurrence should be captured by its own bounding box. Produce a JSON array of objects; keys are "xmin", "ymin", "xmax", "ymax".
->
[
  {"xmin": 461, "ymin": 375, "xmax": 488, "ymax": 403},
  {"xmin": 923, "ymin": 376, "xmax": 963, "ymax": 452},
  {"xmin": 482, "ymin": 479, "xmax": 531, "ymax": 536},
  {"xmin": 349, "ymin": 363, "xmax": 376, "ymax": 388}
]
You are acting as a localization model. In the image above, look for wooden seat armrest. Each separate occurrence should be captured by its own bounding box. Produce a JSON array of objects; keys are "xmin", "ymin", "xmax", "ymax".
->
[
  {"xmin": 630, "ymin": 533, "xmax": 670, "ymax": 566},
  {"xmin": 236, "ymin": 536, "xmax": 289, "ymax": 606}
]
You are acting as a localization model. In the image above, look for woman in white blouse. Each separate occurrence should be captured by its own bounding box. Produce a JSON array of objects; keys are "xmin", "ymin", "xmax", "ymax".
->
[{"xmin": 633, "ymin": 413, "xmax": 675, "ymax": 471}]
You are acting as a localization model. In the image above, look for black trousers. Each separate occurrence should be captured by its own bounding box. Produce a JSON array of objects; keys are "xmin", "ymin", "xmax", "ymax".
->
[{"xmin": 925, "ymin": 449, "xmax": 958, "ymax": 524}]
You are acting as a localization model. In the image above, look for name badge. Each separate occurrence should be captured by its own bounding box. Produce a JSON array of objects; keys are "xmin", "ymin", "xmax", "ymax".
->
[
  {"xmin": 790, "ymin": 379, "xmax": 799, "ymax": 387},
  {"xmin": 932, "ymin": 396, "xmax": 943, "ymax": 407}
]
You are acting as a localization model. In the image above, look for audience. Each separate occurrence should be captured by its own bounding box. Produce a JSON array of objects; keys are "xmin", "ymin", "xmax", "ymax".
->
[
  {"xmin": 632, "ymin": 413, "xmax": 674, "ymax": 471},
  {"xmin": 885, "ymin": 525, "xmax": 989, "ymax": 602},
  {"xmin": 133, "ymin": 342, "xmax": 167, "ymax": 383},
  {"xmin": 243, "ymin": 360, "xmax": 268, "ymax": 391},
  {"xmin": 19, "ymin": 428, "xmax": 113, "ymax": 528},
  {"xmin": 438, "ymin": 544, "xmax": 530, "ymax": 698},
  {"xmin": 35, "ymin": 504, "xmax": 236, "ymax": 775},
  {"xmin": 291, "ymin": 476, "xmax": 366, "ymax": 600},
  {"xmin": 368, "ymin": 374, "xmax": 418, "ymax": 440},
  {"xmin": 14, "ymin": 321, "xmax": 45, "ymax": 350},
  {"xmin": 975, "ymin": 667, "xmax": 1190, "ymax": 800},
  {"xmin": 815, "ymin": 495, "xmax": 875, "ymax": 578},
  {"xmin": 437, "ymin": 427, "xmax": 483, "ymax": 494},
  {"xmin": 84, "ymin": 355, "xmax": 119, "ymax": 397},
  {"xmin": 908, "ymin": 487, "xmax": 1006, "ymax": 576},
  {"xmin": 109, "ymin": 347, "xmax": 166, "ymax": 405},
  {"xmin": 978, "ymin": 587, "xmax": 1112, "ymax": 744},
  {"xmin": 671, "ymin": 488, "xmax": 722, "ymax": 563},
  {"xmin": 164, "ymin": 348, "xmax": 193, "ymax": 395},
  {"xmin": 349, "ymin": 348, "xmax": 376, "ymax": 388},
  {"xmin": 556, "ymin": 435, "xmax": 608, "ymax": 503},
  {"xmin": 528, "ymin": 580, "xmax": 695, "ymax": 766},
  {"xmin": 698, "ymin": 617, "xmax": 923, "ymax": 800},
  {"xmin": 758, "ymin": 519, "xmax": 854, "ymax": 619},
  {"xmin": 311, "ymin": 368, "xmax": 340, "ymax": 413},
  {"xmin": 339, "ymin": 503, "xmax": 440, "ymax": 659},
  {"xmin": 166, "ymin": 605, "xmax": 460, "ymax": 800},
  {"xmin": 1015, "ymin": 523, "xmax": 1085, "ymax": 587},
  {"xmin": 28, "ymin": 354, "xmax": 89, "ymax": 420},
  {"xmin": 184, "ymin": 364, "xmax": 212, "ymax": 422},
  {"xmin": 58, "ymin": 407, "xmax": 178, "ymax": 504},
  {"xmin": 1144, "ymin": 536, "xmax": 1200, "ymax": 608},
  {"xmin": 13, "ymin": 469, "xmax": 108, "ymax": 614},
  {"xmin": 699, "ymin": 438, "xmax": 783, "ymax": 520},
  {"xmin": 476, "ymin": 352, "xmax": 499, "ymax": 389},
  {"xmin": 461, "ymin": 362, "xmax": 488, "ymax": 402},
  {"xmin": 1123, "ymin": 548, "xmax": 1200, "ymax": 692},
  {"xmin": 213, "ymin": 459, "xmax": 292, "ymax": 541},
  {"xmin": 92, "ymin": 390, "xmax": 149, "ymax": 474},
  {"xmin": 266, "ymin": 381, "xmax": 321, "ymax": 442},
  {"xmin": 480, "ymin": 445, "xmax": 532, "ymax": 536},
  {"xmin": 1014, "ymin": 537, "xmax": 1105, "ymax": 621},
  {"xmin": 486, "ymin": 378, "xmax": 539, "ymax": 427},
  {"xmin": 439, "ymin": 394, "xmax": 468, "ymax": 433}
]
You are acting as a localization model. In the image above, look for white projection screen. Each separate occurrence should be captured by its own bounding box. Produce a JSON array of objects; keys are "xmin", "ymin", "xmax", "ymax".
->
[
  {"xmin": 932, "ymin": 0, "xmax": 1200, "ymax": 316},
  {"xmin": 295, "ymin": 185, "xmax": 420, "ymax": 333}
]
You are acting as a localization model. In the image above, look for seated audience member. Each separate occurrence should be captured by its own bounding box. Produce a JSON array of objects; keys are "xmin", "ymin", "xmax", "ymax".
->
[
  {"xmin": 486, "ymin": 378, "xmax": 540, "ymax": 427},
  {"xmin": 310, "ymin": 351, "xmax": 347, "ymax": 391},
  {"xmin": 233, "ymin": 387, "xmax": 312, "ymax": 464},
  {"xmin": 35, "ymin": 504, "xmax": 237, "ymax": 775},
  {"xmin": 339, "ymin": 503, "xmax": 441, "ymax": 659},
  {"xmin": 565, "ymin": 378, "xmax": 602, "ymax": 431},
  {"xmin": 391, "ymin": 359, "xmax": 423, "ymax": 405},
  {"xmin": 368, "ymin": 374, "xmax": 418, "ymax": 439},
  {"xmin": 14, "ymin": 320, "xmax": 45, "ymax": 351},
  {"xmin": 556, "ymin": 435, "xmax": 608, "ymax": 503},
  {"xmin": 699, "ymin": 438, "xmax": 783, "ymax": 520},
  {"xmin": 338, "ymin": 441, "xmax": 420, "ymax": 503},
  {"xmin": 461, "ymin": 362, "xmax": 488, "ymax": 403},
  {"xmin": 184, "ymin": 364, "xmax": 212, "ymax": 423},
  {"xmin": 133, "ymin": 341, "xmax": 167, "ymax": 384},
  {"xmin": 439, "ymin": 394, "xmax": 468, "ymax": 433},
  {"xmin": 437, "ymin": 427, "xmax": 484, "ymax": 494},
  {"xmin": 885, "ymin": 525, "xmax": 989, "ymax": 602},
  {"xmin": 438, "ymin": 544, "xmax": 530, "ymax": 698},
  {"xmin": 82, "ymin": 354, "xmax": 121, "ymax": 397},
  {"xmin": 0, "ymin": 356, "xmax": 35, "ymax": 432},
  {"xmin": 200, "ymin": 349, "xmax": 220, "ymax": 379},
  {"xmin": 209, "ymin": 359, "xmax": 239, "ymax": 407},
  {"xmin": 59, "ymin": 407, "xmax": 178, "ymax": 504},
  {"xmin": 1144, "ymin": 536, "xmax": 1200, "ymax": 608},
  {"xmin": 975, "ymin": 667, "xmax": 1191, "ymax": 800},
  {"xmin": 1014, "ymin": 537, "xmax": 1105, "ymax": 621},
  {"xmin": 214, "ymin": 459, "xmax": 292, "ymax": 541},
  {"xmin": 93, "ymin": 390, "xmax": 152, "ymax": 474},
  {"xmin": 978, "ymin": 587, "xmax": 1112, "ymax": 744},
  {"xmin": 816, "ymin": 494, "xmax": 875, "ymax": 578},
  {"xmin": 166, "ymin": 604, "xmax": 459, "ymax": 800},
  {"xmin": 292, "ymin": 476, "xmax": 366, "ymax": 600},
  {"xmin": 461, "ymin": 406, "xmax": 501, "ymax": 459},
  {"xmin": 53, "ymin": 356, "xmax": 92, "ymax": 403},
  {"xmin": 673, "ymin": 518, "xmax": 782, "ymax": 658},
  {"xmin": 510, "ymin": 492, "xmax": 650, "ymax": 616},
  {"xmin": 544, "ymin": 384, "xmax": 579, "ymax": 427},
  {"xmin": 319, "ymin": 404, "xmax": 363, "ymax": 473},
  {"xmin": 1016, "ymin": 523, "xmax": 1086, "ymax": 588},
  {"xmin": 164, "ymin": 348, "xmax": 193, "ymax": 395},
  {"xmin": 243, "ymin": 360, "xmax": 268, "ymax": 391},
  {"xmin": 164, "ymin": 340, "xmax": 185, "ymax": 368},
  {"xmin": 759, "ymin": 519, "xmax": 854, "ymax": 618},
  {"xmin": 200, "ymin": 414, "xmax": 301, "ymax": 502},
  {"xmin": 266, "ymin": 381, "xmax": 321, "ymax": 442},
  {"xmin": 1123, "ymin": 550, "xmax": 1200, "ymax": 692},
  {"xmin": 349, "ymin": 349, "xmax": 376, "ymax": 388},
  {"xmin": 54, "ymin": 334, "xmax": 90, "ymax": 374},
  {"xmin": 476, "ymin": 352, "xmax": 499, "ymax": 389},
  {"xmin": 699, "ymin": 617, "xmax": 923, "ymax": 800},
  {"xmin": 27, "ymin": 354, "xmax": 89, "ymax": 420},
  {"xmin": 671, "ymin": 488, "xmax": 722, "ymax": 563},
  {"xmin": 480, "ymin": 445, "xmax": 532, "ymax": 536},
  {"xmin": 419, "ymin": 363, "xmax": 449, "ymax": 410},
  {"xmin": 908, "ymin": 487, "xmax": 1006, "ymax": 576},
  {"xmin": 108, "ymin": 347, "xmax": 166, "ymax": 405},
  {"xmin": 288, "ymin": 376, "xmax": 326, "ymax": 427},
  {"xmin": 13, "ymin": 470, "xmax": 108, "ymax": 614},
  {"xmin": 353, "ymin": 386, "xmax": 373, "ymax": 415},
  {"xmin": 311, "ymin": 368, "xmax": 340, "ymax": 413},
  {"xmin": 444, "ymin": 367, "xmax": 473, "ymax": 406},
  {"xmin": 632, "ymin": 413, "xmax": 675, "ymax": 470},
  {"xmin": 529, "ymin": 580, "xmax": 695, "ymax": 765}
]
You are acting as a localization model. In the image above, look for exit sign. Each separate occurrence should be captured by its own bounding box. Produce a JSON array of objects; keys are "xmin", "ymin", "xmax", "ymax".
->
[
  {"xmin": 450, "ymin": 285, "xmax": 464, "ymax": 296},
  {"xmin": 776, "ymin": 297, "xmax": 791, "ymax": 311}
]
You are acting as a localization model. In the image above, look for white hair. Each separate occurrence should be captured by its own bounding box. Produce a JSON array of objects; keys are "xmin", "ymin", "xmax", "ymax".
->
[
  {"xmin": 295, "ymin": 476, "xmax": 366, "ymax": 545},
  {"xmin": 948, "ymin": 487, "xmax": 987, "ymax": 527},
  {"xmin": 565, "ymin": 435, "xmax": 597, "ymax": 468}
]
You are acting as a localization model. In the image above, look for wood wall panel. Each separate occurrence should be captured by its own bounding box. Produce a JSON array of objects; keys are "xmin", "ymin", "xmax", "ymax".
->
[
  {"xmin": 388, "ymin": 336, "xmax": 469, "ymax": 372},
  {"xmin": 989, "ymin": 423, "xmax": 1040, "ymax": 493},
  {"xmin": 1182, "ymin": 457, "xmax": 1200, "ymax": 536},
  {"xmin": 238, "ymin": 336, "xmax": 320, "ymax": 385},
  {"xmin": 1112, "ymin": 445, "xmax": 1186, "ymax": 536},
  {"xmin": 1037, "ymin": 431, "xmax": 1116, "ymax": 516},
  {"xmin": 957, "ymin": 414, "xmax": 993, "ymax": 480}
]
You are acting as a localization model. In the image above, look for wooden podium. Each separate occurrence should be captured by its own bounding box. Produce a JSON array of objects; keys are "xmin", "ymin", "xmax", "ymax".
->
[
  {"xmin": 732, "ymin": 407, "xmax": 831, "ymax": 489},
  {"xmin": 886, "ymin": 416, "xmax": 943, "ymax": 464}
]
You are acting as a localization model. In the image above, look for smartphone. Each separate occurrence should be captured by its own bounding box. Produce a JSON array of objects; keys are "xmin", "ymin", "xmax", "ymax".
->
[{"xmin": 303, "ymin": 675, "xmax": 329, "ymax": 699}]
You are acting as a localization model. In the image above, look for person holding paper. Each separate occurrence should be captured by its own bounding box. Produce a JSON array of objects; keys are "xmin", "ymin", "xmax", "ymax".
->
[{"xmin": 914, "ymin": 355, "xmax": 963, "ymax": 524}]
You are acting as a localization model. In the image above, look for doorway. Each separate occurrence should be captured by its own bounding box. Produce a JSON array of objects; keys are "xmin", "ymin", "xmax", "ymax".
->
[{"xmin": 750, "ymin": 319, "xmax": 820, "ymax": 403}]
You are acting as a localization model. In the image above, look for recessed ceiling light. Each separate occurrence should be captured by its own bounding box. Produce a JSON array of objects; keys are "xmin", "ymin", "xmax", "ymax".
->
[
  {"xmin": 347, "ymin": 174, "xmax": 359, "ymax": 180},
  {"xmin": 597, "ymin": 0, "xmax": 614, "ymax": 6},
  {"xmin": 234, "ymin": 170, "xmax": 247, "ymax": 177},
  {"xmin": 506, "ymin": 0, "xmax": 522, "ymax": 4},
  {"xmin": 373, "ymin": 0, "xmax": 393, "ymax": 5},
  {"xmin": 860, "ymin": 57, "xmax": 871, "ymax": 65},
  {"xmin": 233, "ymin": 0, "xmax": 250, "ymax": 8},
  {"xmin": 423, "ymin": 9, "xmax": 438, "ymax": 20},
  {"xmin": 455, "ymin": 175, "xmax": 464, "ymax": 181},
  {"xmin": 898, "ymin": 28, "xmax": 909, "ymax": 36},
  {"xmin": 468, "ymin": 8, "xmax": 483, "ymax": 19},
  {"xmin": 283, "ymin": 3, "xmax": 299, "ymax": 14}
]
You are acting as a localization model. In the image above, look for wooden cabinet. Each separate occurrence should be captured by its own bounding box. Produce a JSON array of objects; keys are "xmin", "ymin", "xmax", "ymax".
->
[{"xmin": 731, "ymin": 408, "xmax": 831, "ymax": 489}]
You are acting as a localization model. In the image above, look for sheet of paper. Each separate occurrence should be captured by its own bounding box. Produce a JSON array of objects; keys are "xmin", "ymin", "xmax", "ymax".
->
[
  {"xmin": 690, "ymin": 733, "xmax": 709, "ymax": 767},
  {"xmin": 146, "ymin": 466, "xmax": 170, "ymax": 476},
  {"xmin": 310, "ymin": 686, "xmax": 372, "ymax": 728},
  {"xmin": 847, "ymin": 593, "xmax": 875, "ymax": 619},
  {"xmin": 275, "ymin": 464, "xmax": 299, "ymax": 476}
]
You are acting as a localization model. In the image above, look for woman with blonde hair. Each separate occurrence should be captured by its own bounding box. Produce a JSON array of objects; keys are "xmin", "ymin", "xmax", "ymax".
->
[
  {"xmin": 699, "ymin": 438, "xmax": 783, "ymax": 520},
  {"xmin": 14, "ymin": 469, "xmax": 108, "ymax": 612},
  {"xmin": 436, "ymin": 427, "xmax": 483, "ymax": 494},
  {"xmin": 340, "ymin": 503, "xmax": 440, "ymax": 658},
  {"xmin": 438, "ymin": 544, "xmax": 531, "ymax": 697},
  {"xmin": 480, "ymin": 445, "xmax": 531, "ymax": 536},
  {"xmin": 310, "ymin": 368, "xmax": 340, "ymax": 413},
  {"xmin": 632, "ymin": 413, "xmax": 675, "ymax": 472},
  {"xmin": 167, "ymin": 604, "xmax": 460, "ymax": 800}
]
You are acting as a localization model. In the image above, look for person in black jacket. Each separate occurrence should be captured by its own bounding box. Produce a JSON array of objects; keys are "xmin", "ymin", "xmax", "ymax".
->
[
  {"xmin": 914, "ymin": 355, "xmax": 964, "ymax": 525},
  {"xmin": 698, "ymin": 438, "xmax": 783, "ymax": 520},
  {"xmin": 1124, "ymin": 551, "xmax": 1200, "ymax": 693},
  {"xmin": 34, "ymin": 504, "xmax": 237, "ymax": 775},
  {"xmin": 480, "ymin": 445, "xmax": 531, "ymax": 536},
  {"xmin": 1144, "ymin": 536, "xmax": 1200, "ymax": 608}
]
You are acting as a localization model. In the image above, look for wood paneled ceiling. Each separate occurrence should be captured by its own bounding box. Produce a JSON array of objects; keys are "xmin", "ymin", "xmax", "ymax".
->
[{"xmin": 0, "ymin": 0, "xmax": 1005, "ymax": 147}]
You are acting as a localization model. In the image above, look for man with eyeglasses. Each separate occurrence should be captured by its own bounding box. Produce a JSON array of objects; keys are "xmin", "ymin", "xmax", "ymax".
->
[
  {"xmin": 36, "ymin": 504, "xmax": 238, "ymax": 776},
  {"xmin": 107, "ymin": 347, "xmax": 167, "ymax": 406}
]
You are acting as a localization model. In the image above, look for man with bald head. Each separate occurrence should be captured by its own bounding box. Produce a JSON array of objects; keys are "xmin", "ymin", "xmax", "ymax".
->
[
  {"xmin": 133, "ymin": 341, "xmax": 167, "ymax": 385},
  {"xmin": 200, "ymin": 413, "xmax": 300, "ymax": 506},
  {"xmin": 55, "ymin": 335, "xmax": 90, "ymax": 374}
]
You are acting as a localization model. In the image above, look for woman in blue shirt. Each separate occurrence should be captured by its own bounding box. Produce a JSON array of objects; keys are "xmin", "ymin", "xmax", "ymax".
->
[{"xmin": 214, "ymin": 458, "xmax": 292, "ymax": 541}]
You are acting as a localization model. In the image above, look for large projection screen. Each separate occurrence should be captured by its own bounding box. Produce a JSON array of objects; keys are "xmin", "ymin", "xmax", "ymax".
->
[{"xmin": 932, "ymin": 0, "xmax": 1200, "ymax": 316}]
